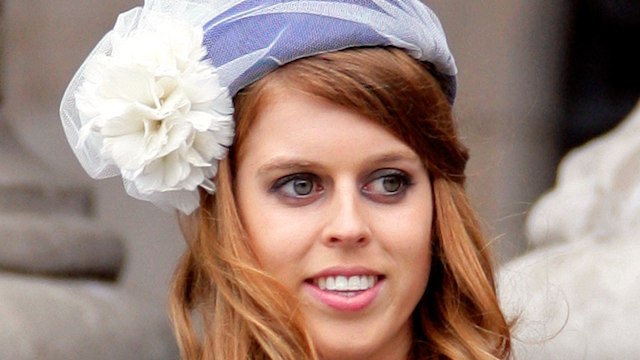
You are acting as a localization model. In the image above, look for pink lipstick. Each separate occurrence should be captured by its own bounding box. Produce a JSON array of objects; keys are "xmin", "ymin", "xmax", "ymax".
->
[{"xmin": 305, "ymin": 267, "xmax": 384, "ymax": 312}]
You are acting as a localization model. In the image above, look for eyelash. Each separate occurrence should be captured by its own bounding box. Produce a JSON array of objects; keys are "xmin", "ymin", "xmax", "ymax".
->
[
  {"xmin": 362, "ymin": 169, "xmax": 413, "ymax": 201},
  {"xmin": 270, "ymin": 173, "xmax": 322, "ymax": 200},
  {"xmin": 270, "ymin": 169, "xmax": 413, "ymax": 204}
]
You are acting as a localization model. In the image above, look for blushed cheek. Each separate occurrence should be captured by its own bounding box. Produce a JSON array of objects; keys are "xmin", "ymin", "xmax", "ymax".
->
[
  {"xmin": 401, "ymin": 233, "xmax": 432, "ymax": 305},
  {"xmin": 403, "ymin": 234, "xmax": 432, "ymax": 268},
  {"xmin": 396, "ymin": 212, "xmax": 433, "ymax": 285},
  {"xmin": 246, "ymin": 215, "xmax": 312, "ymax": 280},
  {"xmin": 408, "ymin": 233, "xmax": 432, "ymax": 258}
]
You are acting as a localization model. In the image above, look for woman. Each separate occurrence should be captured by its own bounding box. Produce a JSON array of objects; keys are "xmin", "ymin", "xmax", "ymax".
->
[{"xmin": 61, "ymin": 0, "xmax": 512, "ymax": 359}]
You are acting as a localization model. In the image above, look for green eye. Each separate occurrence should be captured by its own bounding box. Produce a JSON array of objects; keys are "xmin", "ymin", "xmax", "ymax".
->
[
  {"xmin": 293, "ymin": 178, "xmax": 313, "ymax": 196},
  {"xmin": 382, "ymin": 176, "xmax": 402, "ymax": 193},
  {"xmin": 272, "ymin": 173, "xmax": 322, "ymax": 200},
  {"xmin": 362, "ymin": 169, "xmax": 412, "ymax": 202}
]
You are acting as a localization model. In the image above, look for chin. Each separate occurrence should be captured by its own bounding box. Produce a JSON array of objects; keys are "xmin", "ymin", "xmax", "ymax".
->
[
  {"xmin": 316, "ymin": 344, "xmax": 378, "ymax": 360},
  {"xmin": 310, "ymin": 323, "xmax": 412, "ymax": 360}
]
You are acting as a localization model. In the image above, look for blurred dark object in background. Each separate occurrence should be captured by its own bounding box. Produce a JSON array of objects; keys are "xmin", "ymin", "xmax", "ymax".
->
[{"xmin": 561, "ymin": 0, "xmax": 640, "ymax": 153}]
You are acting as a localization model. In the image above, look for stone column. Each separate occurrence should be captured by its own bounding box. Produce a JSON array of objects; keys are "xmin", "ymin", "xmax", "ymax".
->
[
  {"xmin": 0, "ymin": 1, "xmax": 177, "ymax": 358},
  {"xmin": 0, "ymin": 0, "xmax": 119, "ymax": 278}
]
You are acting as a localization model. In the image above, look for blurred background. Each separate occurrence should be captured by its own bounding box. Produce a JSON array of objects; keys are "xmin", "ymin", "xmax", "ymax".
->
[{"xmin": 1, "ymin": 0, "xmax": 638, "ymax": 358}]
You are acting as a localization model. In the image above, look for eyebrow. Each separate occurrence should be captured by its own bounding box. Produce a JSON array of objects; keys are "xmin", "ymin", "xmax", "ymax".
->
[
  {"xmin": 256, "ymin": 158, "xmax": 320, "ymax": 175},
  {"xmin": 256, "ymin": 150, "xmax": 420, "ymax": 175}
]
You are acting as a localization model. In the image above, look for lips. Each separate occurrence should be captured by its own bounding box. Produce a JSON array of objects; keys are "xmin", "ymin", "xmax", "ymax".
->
[
  {"xmin": 305, "ymin": 268, "xmax": 384, "ymax": 311},
  {"xmin": 314, "ymin": 275, "xmax": 378, "ymax": 291}
]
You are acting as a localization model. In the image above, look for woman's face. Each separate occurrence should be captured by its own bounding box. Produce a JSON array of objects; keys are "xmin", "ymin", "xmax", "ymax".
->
[{"xmin": 236, "ymin": 87, "xmax": 433, "ymax": 360}]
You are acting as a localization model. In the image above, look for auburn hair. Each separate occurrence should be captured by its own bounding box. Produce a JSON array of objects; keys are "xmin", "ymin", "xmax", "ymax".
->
[{"xmin": 170, "ymin": 47, "xmax": 512, "ymax": 359}]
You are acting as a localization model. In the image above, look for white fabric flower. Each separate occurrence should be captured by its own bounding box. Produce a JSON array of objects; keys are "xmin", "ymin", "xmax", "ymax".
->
[{"xmin": 74, "ymin": 15, "xmax": 234, "ymax": 212}]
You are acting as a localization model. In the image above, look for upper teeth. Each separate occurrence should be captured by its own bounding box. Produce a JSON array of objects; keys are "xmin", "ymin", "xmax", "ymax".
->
[{"xmin": 315, "ymin": 275, "xmax": 378, "ymax": 291}]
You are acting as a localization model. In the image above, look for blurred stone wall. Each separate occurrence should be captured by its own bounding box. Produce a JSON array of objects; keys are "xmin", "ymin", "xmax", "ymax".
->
[
  {"xmin": 430, "ymin": 0, "xmax": 569, "ymax": 261},
  {"xmin": 1, "ymin": 1, "xmax": 179, "ymax": 358},
  {"xmin": 2, "ymin": 0, "xmax": 184, "ymax": 314}
]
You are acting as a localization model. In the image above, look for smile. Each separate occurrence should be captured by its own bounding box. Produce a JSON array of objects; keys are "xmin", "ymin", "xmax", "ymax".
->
[
  {"xmin": 305, "ymin": 273, "xmax": 384, "ymax": 311},
  {"xmin": 314, "ymin": 275, "xmax": 379, "ymax": 291}
]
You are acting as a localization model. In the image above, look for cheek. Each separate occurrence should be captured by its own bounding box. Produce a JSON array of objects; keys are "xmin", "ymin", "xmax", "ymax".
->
[
  {"xmin": 389, "ymin": 212, "xmax": 433, "ymax": 308},
  {"xmin": 239, "ymin": 195, "xmax": 316, "ymax": 279},
  {"xmin": 374, "ymin": 190, "xmax": 433, "ymax": 281},
  {"xmin": 374, "ymin": 191, "xmax": 433, "ymax": 248},
  {"xmin": 235, "ymin": 167, "xmax": 315, "ymax": 285},
  {"xmin": 393, "ymin": 219, "xmax": 432, "ymax": 279}
]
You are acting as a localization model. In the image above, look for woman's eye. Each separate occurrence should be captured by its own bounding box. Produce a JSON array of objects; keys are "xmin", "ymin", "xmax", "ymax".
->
[
  {"xmin": 362, "ymin": 169, "xmax": 412, "ymax": 199},
  {"xmin": 381, "ymin": 176, "xmax": 402, "ymax": 193},
  {"xmin": 291, "ymin": 178, "xmax": 313, "ymax": 196},
  {"xmin": 271, "ymin": 173, "xmax": 322, "ymax": 199}
]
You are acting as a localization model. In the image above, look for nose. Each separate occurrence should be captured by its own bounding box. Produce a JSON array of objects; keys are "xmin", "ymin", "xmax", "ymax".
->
[{"xmin": 322, "ymin": 184, "xmax": 371, "ymax": 247}]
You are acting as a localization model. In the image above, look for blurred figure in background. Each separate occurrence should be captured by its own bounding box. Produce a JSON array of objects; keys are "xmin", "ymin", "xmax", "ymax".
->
[
  {"xmin": 560, "ymin": 0, "xmax": 639, "ymax": 153},
  {"xmin": 499, "ymin": 2, "xmax": 639, "ymax": 358}
]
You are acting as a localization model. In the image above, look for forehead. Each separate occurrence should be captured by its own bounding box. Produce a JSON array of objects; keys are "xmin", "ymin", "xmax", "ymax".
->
[{"xmin": 236, "ymin": 87, "xmax": 419, "ymax": 168}]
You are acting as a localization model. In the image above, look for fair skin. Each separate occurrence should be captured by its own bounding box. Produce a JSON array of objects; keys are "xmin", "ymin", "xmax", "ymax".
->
[{"xmin": 236, "ymin": 87, "xmax": 433, "ymax": 360}]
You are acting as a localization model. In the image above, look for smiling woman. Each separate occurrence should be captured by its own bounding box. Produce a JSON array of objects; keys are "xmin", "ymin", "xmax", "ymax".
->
[
  {"xmin": 236, "ymin": 84, "xmax": 434, "ymax": 359},
  {"xmin": 170, "ymin": 47, "xmax": 511, "ymax": 359},
  {"xmin": 60, "ymin": 0, "xmax": 512, "ymax": 359}
]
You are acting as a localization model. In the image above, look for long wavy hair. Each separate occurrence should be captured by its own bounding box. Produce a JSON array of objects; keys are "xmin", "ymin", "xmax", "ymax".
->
[{"xmin": 170, "ymin": 47, "xmax": 512, "ymax": 359}]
